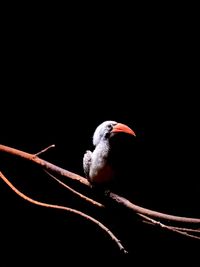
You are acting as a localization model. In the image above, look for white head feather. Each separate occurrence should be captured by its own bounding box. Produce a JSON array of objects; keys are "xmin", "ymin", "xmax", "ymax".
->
[{"xmin": 93, "ymin": 120, "xmax": 117, "ymax": 146}]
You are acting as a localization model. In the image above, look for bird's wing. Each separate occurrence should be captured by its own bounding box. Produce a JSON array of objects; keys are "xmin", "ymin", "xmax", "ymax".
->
[{"xmin": 83, "ymin": 150, "xmax": 92, "ymax": 178}]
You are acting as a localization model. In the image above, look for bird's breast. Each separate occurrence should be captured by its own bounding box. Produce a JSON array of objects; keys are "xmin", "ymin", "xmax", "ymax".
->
[
  {"xmin": 89, "ymin": 142, "xmax": 115, "ymax": 184},
  {"xmin": 89, "ymin": 163, "xmax": 114, "ymax": 184}
]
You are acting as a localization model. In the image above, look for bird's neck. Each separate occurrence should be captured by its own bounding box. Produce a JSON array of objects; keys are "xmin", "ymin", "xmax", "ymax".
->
[{"xmin": 96, "ymin": 139, "xmax": 110, "ymax": 158}]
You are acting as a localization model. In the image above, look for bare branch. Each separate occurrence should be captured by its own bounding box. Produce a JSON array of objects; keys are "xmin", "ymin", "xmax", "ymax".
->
[
  {"xmin": 44, "ymin": 170, "xmax": 104, "ymax": 208},
  {"xmin": 0, "ymin": 144, "xmax": 90, "ymax": 186},
  {"xmin": 34, "ymin": 144, "xmax": 55, "ymax": 156},
  {"xmin": 142, "ymin": 219, "xmax": 200, "ymax": 233},
  {"xmin": 138, "ymin": 213, "xmax": 200, "ymax": 240},
  {"xmin": 0, "ymin": 171, "xmax": 127, "ymax": 254},
  {"xmin": 107, "ymin": 191, "xmax": 200, "ymax": 224},
  {"xmin": 171, "ymin": 227, "xmax": 200, "ymax": 233},
  {"xmin": 45, "ymin": 173, "xmax": 200, "ymax": 240},
  {"xmin": 1, "ymin": 144, "xmax": 200, "ymax": 225}
]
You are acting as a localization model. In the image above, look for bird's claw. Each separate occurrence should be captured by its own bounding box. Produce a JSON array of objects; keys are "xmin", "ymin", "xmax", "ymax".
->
[{"xmin": 104, "ymin": 189, "xmax": 111, "ymax": 197}]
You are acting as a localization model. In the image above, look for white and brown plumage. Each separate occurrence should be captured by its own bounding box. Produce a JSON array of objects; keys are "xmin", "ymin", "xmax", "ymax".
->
[{"xmin": 83, "ymin": 121, "xmax": 136, "ymax": 189}]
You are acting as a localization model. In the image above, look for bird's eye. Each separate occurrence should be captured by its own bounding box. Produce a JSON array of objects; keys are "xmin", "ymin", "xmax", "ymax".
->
[{"xmin": 105, "ymin": 132, "xmax": 110, "ymax": 138}]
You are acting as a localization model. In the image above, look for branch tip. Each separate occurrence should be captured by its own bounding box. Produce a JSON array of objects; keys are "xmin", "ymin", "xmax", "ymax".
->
[{"xmin": 34, "ymin": 144, "xmax": 55, "ymax": 157}]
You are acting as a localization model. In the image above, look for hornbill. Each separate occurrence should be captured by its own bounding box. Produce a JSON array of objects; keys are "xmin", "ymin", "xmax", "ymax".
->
[{"xmin": 83, "ymin": 120, "xmax": 136, "ymax": 193}]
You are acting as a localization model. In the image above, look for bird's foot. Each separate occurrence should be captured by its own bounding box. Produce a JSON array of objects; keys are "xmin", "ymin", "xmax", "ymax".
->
[{"xmin": 104, "ymin": 189, "xmax": 111, "ymax": 197}]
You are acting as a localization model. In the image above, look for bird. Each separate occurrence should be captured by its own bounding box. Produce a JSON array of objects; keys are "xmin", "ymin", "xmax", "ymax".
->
[{"xmin": 83, "ymin": 120, "xmax": 136, "ymax": 192}]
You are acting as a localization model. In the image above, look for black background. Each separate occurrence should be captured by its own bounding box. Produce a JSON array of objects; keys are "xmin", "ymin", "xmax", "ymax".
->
[{"xmin": 1, "ymin": 7, "xmax": 199, "ymax": 266}]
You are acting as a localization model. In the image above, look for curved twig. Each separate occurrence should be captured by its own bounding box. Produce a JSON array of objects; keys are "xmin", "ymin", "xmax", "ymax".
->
[{"xmin": 0, "ymin": 171, "xmax": 127, "ymax": 254}]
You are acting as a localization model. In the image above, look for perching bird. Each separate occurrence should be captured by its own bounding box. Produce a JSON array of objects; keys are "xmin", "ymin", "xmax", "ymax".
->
[{"xmin": 83, "ymin": 120, "xmax": 136, "ymax": 192}]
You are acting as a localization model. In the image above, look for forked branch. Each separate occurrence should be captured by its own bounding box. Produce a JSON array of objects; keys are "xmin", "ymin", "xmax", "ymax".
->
[
  {"xmin": 1, "ymin": 144, "xmax": 199, "ymax": 225},
  {"xmin": 0, "ymin": 171, "xmax": 127, "ymax": 253}
]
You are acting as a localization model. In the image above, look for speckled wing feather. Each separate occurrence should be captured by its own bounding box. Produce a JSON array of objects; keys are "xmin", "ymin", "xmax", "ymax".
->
[{"xmin": 83, "ymin": 150, "xmax": 92, "ymax": 178}]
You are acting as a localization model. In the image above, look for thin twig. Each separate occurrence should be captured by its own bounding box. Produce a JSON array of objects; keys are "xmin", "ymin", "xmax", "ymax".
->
[
  {"xmin": 34, "ymin": 144, "xmax": 55, "ymax": 157},
  {"xmin": 0, "ymin": 171, "xmax": 127, "ymax": 254},
  {"xmin": 138, "ymin": 213, "xmax": 200, "ymax": 240},
  {"xmin": 44, "ymin": 170, "xmax": 104, "ymax": 208},
  {"xmin": 141, "ymin": 219, "xmax": 200, "ymax": 233},
  {"xmin": 171, "ymin": 227, "xmax": 200, "ymax": 233}
]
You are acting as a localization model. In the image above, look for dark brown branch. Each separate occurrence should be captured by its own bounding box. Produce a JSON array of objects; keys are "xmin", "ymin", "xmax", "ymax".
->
[
  {"xmin": 0, "ymin": 171, "xmax": 127, "ymax": 254},
  {"xmin": 1, "ymin": 144, "xmax": 200, "ymax": 225}
]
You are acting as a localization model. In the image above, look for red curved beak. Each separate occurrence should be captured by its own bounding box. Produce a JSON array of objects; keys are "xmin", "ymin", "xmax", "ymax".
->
[{"xmin": 111, "ymin": 123, "xmax": 136, "ymax": 136}]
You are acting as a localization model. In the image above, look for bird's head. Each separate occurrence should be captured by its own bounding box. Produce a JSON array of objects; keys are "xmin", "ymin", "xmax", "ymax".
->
[{"xmin": 93, "ymin": 120, "xmax": 136, "ymax": 146}]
